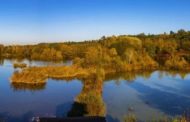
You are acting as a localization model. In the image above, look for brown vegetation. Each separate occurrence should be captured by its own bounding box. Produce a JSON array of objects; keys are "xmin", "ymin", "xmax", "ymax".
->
[
  {"xmin": 11, "ymin": 65, "xmax": 97, "ymax": 84},
  {"xmin": 68, "ymin": 79, "xmax": 106, "ymax": 117},
  {"xmin": 13, "ymin": 63, "xmax": 27, "ymax": 68},
  {"xmin": 4, "ymin": 29, "xmax": 190, "ymax": 84}
]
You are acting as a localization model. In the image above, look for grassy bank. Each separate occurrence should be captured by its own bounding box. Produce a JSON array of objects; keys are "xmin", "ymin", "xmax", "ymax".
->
[{"xmin": 11, "ymin": 65, "xmax": 97, "ymax": 84}]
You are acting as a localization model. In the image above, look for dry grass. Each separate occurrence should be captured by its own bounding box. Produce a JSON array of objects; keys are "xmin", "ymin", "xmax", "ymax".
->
[
  {"xmin": 11, "ymin": 65, "xmax": 96, "ymax": 84},
  {"xmin": 13, "ymin": 63, "xmax": 27, "ymax": 68}
]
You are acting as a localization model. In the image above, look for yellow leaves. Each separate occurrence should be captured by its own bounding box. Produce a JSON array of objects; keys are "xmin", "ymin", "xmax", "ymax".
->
[
  {"xmin": 41, "ymin": 48, "xmax": 63, "ymax": 61},
  {"xmin": 165, "ymin": 55, "xmax": 189, "ymax": 70},
  {"xmin": 84, "ymin": 46, "xmax": 102, "ymax": 66},
  {"xmin": 109, "ymin": 48, "xmax": 117, "ymax": 57},
  {"xmin": 31, "ymin": 48, "xmax": 63, "ymax": 61},
  {"xmin": 0, "ymin": 44, "xmax": 3, "ymax": 56},
  {"xmin": 154, "ymin": 39, "xmax": 178, "ymax": 54},
  {"xmin": 123, "ymin": 48, "xmax": 136, "ymax": 64},
  {"xmin": 122, "ymin": 36, "xmax": 142, "ymax": 49},
  {"xmin": 121, "ymin": 47, "xmax": 158, "ymax": 69}
]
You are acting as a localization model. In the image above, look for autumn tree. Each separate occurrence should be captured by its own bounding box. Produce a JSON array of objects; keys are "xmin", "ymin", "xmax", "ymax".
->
[
  {"xmin": 123, "ymin": 48, "xmax": 136, "ymax": 64},
  {"xmin": 0, "ymin": 44, "xmax": 3, "ymax": 57},
  {"xmin": 84, "ymin": 46, "xmax": 102, "ymax": 66},
  {"xmin": 110, "ymin": 36, "xmax": 142, "ymax": 56},
  {"xmin": 165, "ymin": 54, "xmax": 188, "ymax": 70},
  {"xmin": 58, "ymin": 44, "xmax": 74, "ymax": 59},
  {"xmin": 1, "ymin": 29, "xmax": 190, "ymax": 70},
  {"xmin": 40, "ymin": 48, "xmax": 63, "ymax": 61}
]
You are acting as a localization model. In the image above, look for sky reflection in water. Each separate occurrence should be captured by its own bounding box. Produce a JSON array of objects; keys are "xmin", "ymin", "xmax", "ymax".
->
[{"xmin": 0, "ymin": 60, "xmax": 190, "ymax": 122}]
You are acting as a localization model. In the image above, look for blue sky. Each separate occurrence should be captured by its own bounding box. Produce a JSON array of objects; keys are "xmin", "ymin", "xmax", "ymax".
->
[{"xmin": 0, "ymin": 0, "xmax": 190, "ymax": 44}]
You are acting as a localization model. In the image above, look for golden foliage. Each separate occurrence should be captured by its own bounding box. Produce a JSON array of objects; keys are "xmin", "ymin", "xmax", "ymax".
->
[{"xmin": 165, "ymin": 55, "xmax": 189, "ymax": 70}]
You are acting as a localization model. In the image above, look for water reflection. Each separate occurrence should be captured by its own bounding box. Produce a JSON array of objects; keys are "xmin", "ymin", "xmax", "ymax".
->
[
  {"xmin": 158, "ymin": 70, "xmax": 190, "ymax": 79},
  {"xmin": 104, "ymin": 71, "xmax": 190, "ymax": 122},
  {"xmin": 103, "ymin": 80, "xmax": 165, "ymax": 122},
  {"xmin": 1, "ymin": 60, "xmax": 190, "ymax": 122},
  {"xmin": 9, "ymin": 68, "xmax": 190, "ymax": 122},
  {"xmin": 105, "ymin": 70, "xmax": 190, "ymax": 83},
  {"xmin": 0, "ymin": 58, "xmax": 4, "ymax": 65},
  {"xmin": 11, "ymin": 83, "xmax": 46, "ymax": 91},
  {"xmin": 105, "ymin": 71, "xmax": 153, "ymax": 83},
  {"xmin": 0, "ymin": 59, "xmax": 72, "ymax": 67},
  {"xmin": 130, "ymin": 82, "xmax": 190, "ymax": 116},
  {"xmin": 17, "ymin": 59, "xmax": 72, "ymax": 67},
  {"xmin": 0, "ymin": 111, "xmax": 35, "ymax": 122}
]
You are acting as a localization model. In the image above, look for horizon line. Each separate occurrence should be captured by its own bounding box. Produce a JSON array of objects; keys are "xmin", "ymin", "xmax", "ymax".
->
[{"xmin": 1, "ymin": 29, "xmax": 189, "ymax": 46}]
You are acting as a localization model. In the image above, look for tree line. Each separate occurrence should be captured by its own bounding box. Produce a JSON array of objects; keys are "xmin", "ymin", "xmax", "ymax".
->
[{"xmin": 1, "ymin": 29, "xmax": 190, "ymax": 70}]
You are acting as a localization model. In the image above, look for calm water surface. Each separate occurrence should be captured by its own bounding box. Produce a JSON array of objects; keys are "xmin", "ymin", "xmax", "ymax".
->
[{"xmin": 0, "ymin": 60, "xmax": 190, "ymax": 122}]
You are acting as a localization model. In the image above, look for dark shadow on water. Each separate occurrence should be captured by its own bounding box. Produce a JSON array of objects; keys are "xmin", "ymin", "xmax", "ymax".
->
[
  {"xmin": 56, "ymin": 102, "xmax": 73, "ymax": 117},
  {"xmin": 106, "ymin": 115, "xmax": 120, "ymax": 122},
  {"xmin": 56, "ymin": 78, "xmax": 106, "ymax": 119},
  {"xmin": 67, "ymin": 102, "xmax": 88, "ymax": 117}
]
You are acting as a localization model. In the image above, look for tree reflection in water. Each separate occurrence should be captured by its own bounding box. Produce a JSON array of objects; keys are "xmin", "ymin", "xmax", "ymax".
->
[
  {"xmin": 9, "ymin": 69, "xmax": 190, "ymax": 120},
  {"xmin": 0, "ymin": 58, "xmax": 4, "ymax": 65},
  {"xmin": 104, "ymin": 71, "xmax": 153, "ymax": 82},
  {"xmin": 11, "ymin": 83, "xmax": 46, "ymax": 91}
]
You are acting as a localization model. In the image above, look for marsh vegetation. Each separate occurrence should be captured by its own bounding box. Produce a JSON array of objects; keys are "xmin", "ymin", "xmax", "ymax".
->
[
  {"xmin": 2, "ymin": 30, "xmax": 189, "ymax": 84},
  {"xmin": 1, "ymin": 30, "xmax": 190, "ymax": 122},
  {"xmin": 1, "ymin": 60, "xmax": 190, "ymax": 122}
]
